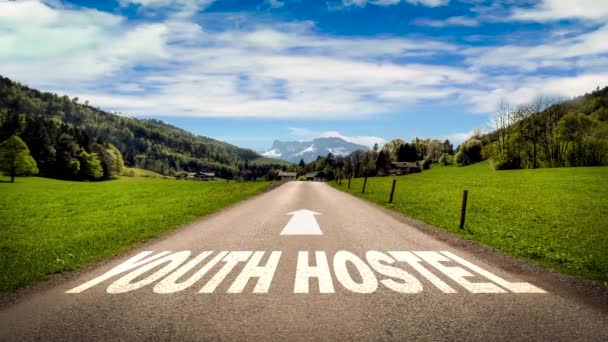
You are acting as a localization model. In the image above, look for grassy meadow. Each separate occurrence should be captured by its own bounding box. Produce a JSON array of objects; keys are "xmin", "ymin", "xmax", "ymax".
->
[
  {"xmin": 332, "ymin": 162, "xmax": 608, "ymax": 284},
  {"xmin": 120, "ymin": 167, "xmax": 170, "ymax": 178},
  {"xmin": 0, "ymin": 176, "xmax": 270, "ymax": 291}
]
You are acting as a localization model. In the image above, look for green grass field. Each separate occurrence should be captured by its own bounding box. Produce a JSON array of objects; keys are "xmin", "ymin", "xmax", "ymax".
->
[
  {"xmin": 332, "ymin": 162, "xmax": 608, "ymax": 284},
  {"xmin": 120, "ymin": 167, "xmax": 169, "ymax": 178},
  {"xmin": 0, "ymin": 177, "xmax": 270, "ymax": 291}
]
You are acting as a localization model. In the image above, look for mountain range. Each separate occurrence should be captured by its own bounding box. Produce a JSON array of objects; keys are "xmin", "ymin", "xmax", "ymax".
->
[{"xmin": 263, "ymin": 137, "xmax": 369, "ymax": 163}]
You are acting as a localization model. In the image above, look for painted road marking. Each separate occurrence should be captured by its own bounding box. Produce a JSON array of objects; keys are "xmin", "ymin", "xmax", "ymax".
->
[
  {"xmin": 294, "ymin": 251, "xmax": 335, "ymax": 293},
  {"xmin": 280, "ymin": 209, "xmax": 323, "ymax": 235},
  {"xmin": 67, "ymin": 251, "xmax": 546, "ymax": 294}
]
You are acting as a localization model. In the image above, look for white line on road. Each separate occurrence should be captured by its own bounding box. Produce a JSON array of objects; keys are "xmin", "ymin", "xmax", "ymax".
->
[{"xmin": 280, "ymin": 209, "xmax": 323, "ymax": 235}]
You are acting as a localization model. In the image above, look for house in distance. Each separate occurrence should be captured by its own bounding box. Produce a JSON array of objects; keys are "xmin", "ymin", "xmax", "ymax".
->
[
  {"xmin": 278, "ymin": 171, "xmax": 297, "ymax": 181},
  {"xmin": 305, "ymin": 171, "xmax": 327, "ymax": 182},
  {"xmin": 389, "ymin": 162, "xmax": 421, "ymax": 176},
  {"xmin": 175, "ymin": 171, "xmax": 216, "ymax": 181}
]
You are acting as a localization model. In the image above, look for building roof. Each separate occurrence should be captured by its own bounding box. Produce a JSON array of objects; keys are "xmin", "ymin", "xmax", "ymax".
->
[
  {"xmin": 197, "ymin": 172, "xmax": 215, "ymax": 177},
  {"xmin": 278, "ymin": 171, "xmax": 297, "ymax": 177},
  {"xmin": 391, "ymin": 162, "xmax": 419, "ymax": 168},
  {"xmin": 305, "ymin": 171, "xmax": 326, "ymax": 178}
]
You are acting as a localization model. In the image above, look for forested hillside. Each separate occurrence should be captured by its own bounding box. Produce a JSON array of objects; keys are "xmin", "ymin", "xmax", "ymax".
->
[
  {"xmin": 480, "ymin": 86, "xmax": 608, "ymax": 169},
  {"xmin": 0, "ymin": 76, "xmax": 280, "ymax": 179}
]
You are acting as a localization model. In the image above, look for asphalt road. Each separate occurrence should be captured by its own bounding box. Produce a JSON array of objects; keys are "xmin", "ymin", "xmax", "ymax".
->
[{"xmin": 1, "ymin": 181, "xmax": 607, "ymax": 341}]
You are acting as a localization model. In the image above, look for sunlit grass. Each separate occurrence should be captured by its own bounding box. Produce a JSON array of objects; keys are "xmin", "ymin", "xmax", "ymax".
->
[
  {"xmin": 332, "ymin": 162, "xmax": 608, "ymax": 283},
  {"xmin": 0, "ymin": 176, "xmax": 270, "ymax": 291}
]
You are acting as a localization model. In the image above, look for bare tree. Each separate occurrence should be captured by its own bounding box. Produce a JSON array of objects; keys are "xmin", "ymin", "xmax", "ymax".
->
[
  {"xmin": 494, "ymin": 101, "xmax": 514, "ymax": 156},
  {"xmin": 522, "ymin": 96, "xmax": 554, "ymax": 168}
]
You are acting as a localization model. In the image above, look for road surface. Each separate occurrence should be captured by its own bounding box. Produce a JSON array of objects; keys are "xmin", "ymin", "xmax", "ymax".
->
[{"xmin": 1, "ymin": 181, "xmax": 606, "ymax": 341}]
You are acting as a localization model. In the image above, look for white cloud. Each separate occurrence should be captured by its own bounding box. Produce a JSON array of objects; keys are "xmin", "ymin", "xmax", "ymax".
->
[
  {"xmin": 257, "ymin": 0, "xmax": 285, "ymax": 10},
  {"xmin": 467, "ymin": 73, "xmax": 608, "ymax": 113},
  {"xmin": 0, "ymin": 1, "xmax": 169, "ymax": 86},
  {"xmin": 218, "ymin": 27, "xmax": 458, "ymax": 57},
  {"xmin": 318, "ymin": 131, "xmax": 386, "ymax": 148},
  {"xmin": 115, "ymin": 83, "xmax": 145, "ymax": 93},
  {"xmin": 0, "ymin": 0, "xmax": 122, "ymax": 60},
  {"xmin": 338, "ymin": 0, "xmax": 449, "ymax": 8},
  {"xmin": 1, "ymin": 1, "xmax": 476, "ymax": 119},
  {"xmin": 465, "ymin": 24, "xmax": 608, "ymax": 71},
  {"xmin": 1, "ymin": 0, "xmax": 607, "ymax": 122},
  {"xmin": 511, "ymin": 0, "xmax": 608, "ymax": 22},
  {"xmin": 445, "ymin": 129, "xmax": 479, "ymax": 145},
  {"xmin": 118, "ymin": 0, "xmax": 215, "ymax": 17},
  {"xmin": 414, "ymin": 16, "xmax": 479, "ymax": 28}
]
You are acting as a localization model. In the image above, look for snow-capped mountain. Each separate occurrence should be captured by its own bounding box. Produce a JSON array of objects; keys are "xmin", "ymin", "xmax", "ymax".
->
[{"xmin": 262, "ymin": 137, "xmax": 369, "ymax": 163}]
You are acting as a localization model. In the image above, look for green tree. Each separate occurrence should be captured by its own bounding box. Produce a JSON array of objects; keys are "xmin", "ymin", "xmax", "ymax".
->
[
  {"xmin": 79, "ymin": 150, "xmax": 103, "ymax": 180},
  {"xmin": 360, "ymin": 151, "xmax": 376, "ymax": 176},
  {"xmin": 326, "ymin": 152, "xmax": 335, "ymax": 166},
  {"xmin": 442, "ymin": 139, "xmax": 454, "ymax": 155},
  {"xmin": 397, "ymin": 143, "xmax": 417, "ymax": 162},
  {"xmin": 375, "ymin": 150, "xmax": 388, "ymax": 175},
  {"xmin": 455, "ymin": 139, "xmax": 483, "ymax": 167},
  {"xmin": 315, "ymin": 156, "xmax": 326, "ymax": 171},
  {"xmin": 108, "ymin": 143, "xmax": 124, "ymax": 174},
  {"xmin": 382, "ymin": 139, "xmax": 405, "ymax": 161},
  {"xmin": 298, "ymin": 159, "xmax": 305, "ymax": 168},
  {"xmin": 343, "ymin": 157, "xmax": 353, "ymax": 178},
  {"xmin": 438, "ymin": 153, "xmax": 453, "ymax": 166},
  {"xmin": 92, "ymin": 143, "xmax": 123, "ymax": 179},
  {"xmin": 0, "ymin": 135, "xmax": 38, "ymax": 182}
]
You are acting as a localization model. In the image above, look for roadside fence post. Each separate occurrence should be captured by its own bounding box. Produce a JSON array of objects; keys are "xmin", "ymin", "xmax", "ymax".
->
[
  {"xmin": 348, "ymin": 177, "xmax": 351, "ymax": 189},
  {"xmin": 389, "ymin": 179, "xmax": 396, "ymax": 204},
  {"xmin": 459, "ymin": 189, "xmax": 468, "ymax": 229},
  {"xmin": 362, "ymin": 176, "xmax": 368, "ymax": 194}
]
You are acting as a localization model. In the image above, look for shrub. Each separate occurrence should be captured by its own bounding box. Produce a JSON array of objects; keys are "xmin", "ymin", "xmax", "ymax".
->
[
  {"xmin": 483, "ymin": 141, "xmax": 522, "ymax": 170},
  {"xmin": 493, "ymin": 155, "xmax": 522, "ymax": 170},
  {"xmin": 481, "ymin": 142, "xmax": 496, "ymax": 161},
  {"xmin": 455, "ymin": 150, "xmax": 470, "ymax": 166},
  {"xmin": 422, "ymin": 158, "xmax": 432, "ymax": 170},
  {"xmin": 438, "ymin": 153, "xmax": 453, "ymax": 165},
  {"xmin": 456, "ymin": 139, "xmax": 483, "ymax": 167}
]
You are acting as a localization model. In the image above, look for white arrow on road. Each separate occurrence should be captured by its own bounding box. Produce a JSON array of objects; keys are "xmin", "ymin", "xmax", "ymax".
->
[{"xmin": 280, "ymin": 209, "xmax": 323, "ymax": 235}]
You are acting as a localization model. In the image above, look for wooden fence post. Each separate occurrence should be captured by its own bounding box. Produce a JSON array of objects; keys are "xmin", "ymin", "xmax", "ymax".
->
[
  {"xmin": 459, "ymin": 190, "xmax": 468, "ymax": 229},
  {"xmin": 362, "ymin": 176, "xmax": 368, "ymax": 194},
  {"xmin": 348, "ymin": 177, "xmax": 351, "ymax": 189},
  {"xmin": 389, "ymin": 179, "xmax": 396, "ymax": 204}
]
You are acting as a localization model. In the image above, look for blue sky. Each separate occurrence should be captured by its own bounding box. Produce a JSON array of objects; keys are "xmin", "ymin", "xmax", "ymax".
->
[{"xmin": 1, "ymin": 0, "xmax": 607, "ymax": 151}]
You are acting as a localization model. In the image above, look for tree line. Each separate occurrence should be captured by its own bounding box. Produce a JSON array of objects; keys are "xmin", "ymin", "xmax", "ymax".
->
[
  {"xmin": 481, "ymin": 86, "xmax": 608, "ymax": 169},
  {"xmin": 0, "ymin": 113, "xmax": 124, "ymax": 181},
  {"xmin": 275, "ymin": 138, "xmax": 456, "ymax": 180},
  {"xmin": 0, "ymin": 75, "xmax": 284, "ymax": 181}
]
